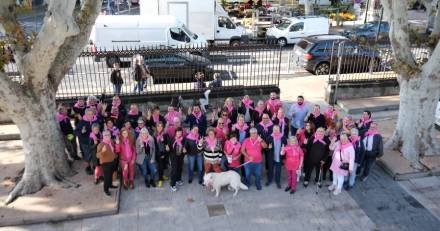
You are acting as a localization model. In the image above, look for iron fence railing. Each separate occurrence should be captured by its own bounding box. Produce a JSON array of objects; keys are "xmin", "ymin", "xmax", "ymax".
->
[{"xmin": 2, "ymin": 43, "xmax": 282, "ymax": 100}]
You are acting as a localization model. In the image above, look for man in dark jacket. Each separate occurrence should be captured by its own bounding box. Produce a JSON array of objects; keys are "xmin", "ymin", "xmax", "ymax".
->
[
  {"xmin": 359, "ymin": 122, "xmax": 383, "ymax": 182},
  {"xmin": 110, "ymin": 63, "xmax": 124, "ymax": 94},
  {"xmin": 185, "ymin": 104, "xmax": 207, "ymax": 136}
]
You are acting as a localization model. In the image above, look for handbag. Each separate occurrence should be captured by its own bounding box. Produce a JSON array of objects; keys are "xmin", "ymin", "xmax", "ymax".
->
[{"xmin": 339, "ymin": 150, "xmax": 350, "ymax": 170}]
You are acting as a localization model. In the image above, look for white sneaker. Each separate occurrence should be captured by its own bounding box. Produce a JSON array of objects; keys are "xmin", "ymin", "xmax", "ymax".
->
[
  {"xmin": 328, "ymin": 184, "xmax": 336, "ymax": 191},
  {"xmin": 333, "ymin": 188, "xmax": 341, "ymax": 195},
  {"xmin": 171, "ymin": 186, "xmax": 177, "ymax": 192},
  {"xmin": 177, "ymin": 181, "xmax": 184, "ymax": 186}
]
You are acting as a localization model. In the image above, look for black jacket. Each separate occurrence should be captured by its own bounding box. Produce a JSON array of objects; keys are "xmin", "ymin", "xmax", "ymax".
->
[
  {"xmin": 361, "ymin": 134, "xmax": 384, "ymax": 160},
  {"xmin": 266, "ymin": 136, "xmax": 288, "ymax": 162},
  {"xmin": 305, "ymin": 136, "xmax": 330, "ymax": 164},
  {"xmin": 110, "ymin": 69, "xmax": 124, "ymax": 85},
  {"xmin": 184, "ymin": 138, "xmax": 200, "ymax": 156},
  {"xmin": 185, "ymin": 113, "xmax": 207, "ymax": 136},
  {"xmin": 256, "ymin": 123, "xmax": 273, "ymax": 143},
  {"xmin": 307, "ymin": 113, "xmax": 326, "ymax": 129}
]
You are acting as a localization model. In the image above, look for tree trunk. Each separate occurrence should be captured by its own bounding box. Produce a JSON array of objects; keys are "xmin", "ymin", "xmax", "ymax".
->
[
  {"xmin": 304, "ymin": 0, "xmax": 314, "ymax": 16},
  {"xmin": 4, "ymin": 92, "xmax": 78, "ymax": 205},
  {"xmin": 386, "ymin": 73, "xmax": 440, "ymax": 169}
]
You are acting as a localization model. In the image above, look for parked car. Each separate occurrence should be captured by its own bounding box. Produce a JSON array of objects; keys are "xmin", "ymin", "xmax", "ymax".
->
[
  {"xmin": 292, "ymin": 35, "xmax": 382, "ymax": 75},
  {"xmin": 143, "ymin": 52, "xmax": 213, "ymax": 83},
  {"xmin": 342, "ymin": 21, "xmax": 389, "ymax": 43}
]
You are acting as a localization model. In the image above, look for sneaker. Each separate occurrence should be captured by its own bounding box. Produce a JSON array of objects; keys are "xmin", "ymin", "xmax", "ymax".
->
[
  {"xmin": 188, "ymin": 180, "xmax": 193, "ymax": 184},
  {"xmin": 104, "ymin": 191, "xmax": 111, "ymax": 197},
  {"xmin": 171, "ymin": 186, "xmax": 177, "ymax": 192},
  {"xmin": 145, "ymin": 179, "xmax": 150, "ymax": 188},
  {"xmin": 284, "ymin": 186, "xmax": 291, "ymax": 192},
  {"xmin": 265, "ymin": 181, "xmax": 271, "ymax": 186},
  {"xmin": 150, "ymin": 180, "xmax": 156, "ymax": 188},
  {"xmin": 109, "ymin": 185, "xmax": 118, "ymax": 189},
  {"xmin": 85, "ymin": 166, "xmax": 93, "ymax": 175},
  {"xmin": 158, "ymin": 180, "xmax": 163, "ymax": 188},
  {"xmin": 328, "ymin": 184, "xmax": 336, "ymax": 191},
  {"xmin": 317, "ymin": 182, "xmax": 322, "ymax": 188},
  {"xmin": 290, "ymin": 189, "xmax": 296, "ymax": 194},
  {"xmin": 177, "ymin": 181, "xmax": 184, "ymax": 186},
  {"xmin": 276, "ymin": 183, "xmax": 281, "ymax": 189},
  {"xmin": 256, "ymin": 186, "xmax": 262, "ymax": 191},
  {"xmin": 163, "ymin": 176, "xmax": 169, "ymax": 181},
  {"xmin": 198, "ymin": 180, "xmax": 203, "ymax": 185},
  {"xmin": 360, "ymin": 176, "xmax": 368, "ymax": 182},
  {"xmin": 303, "ymin": 181, "xmax": 309, "ymax": 187},
  {"xmin": 333, "ymin": 188, "xmax": 341, "ymax": 195},
  {"xmin": 130, "ymin": 181, "xmax": 134, "ymax": 190}
]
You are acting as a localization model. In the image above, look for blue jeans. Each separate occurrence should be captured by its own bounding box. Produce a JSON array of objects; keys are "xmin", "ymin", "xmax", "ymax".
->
[
  {"xmin": 346, "ymin": 163, "xmax": 358, "ymax": 187},
  {"xmin": 187, "ymin": 154, "xmax": 203, "ymax": 182},
  {"xmin": 290, "ymin": 126, "xmax": 299, "ymax": 136},
  {"xmin": 137, "ymin": 157, "xmax": 157, "ymax": 181},
  {"xmin": 244, "ymin": 162, "xmax": 262, "ymax": 189},
  {"xmin": 133, "ymin": 80, "xmax": 145, "ymax": 93},
  {"xmin": 113, "ymin": 84, "xmax": 122, "ymax": 95},
  {"xmin": 220, "ymin": 155, "xmax": 228, "ymax": 171},
  {"xmin": 267, "ymin": 161, "xmax": 282, "ymax": 185}
]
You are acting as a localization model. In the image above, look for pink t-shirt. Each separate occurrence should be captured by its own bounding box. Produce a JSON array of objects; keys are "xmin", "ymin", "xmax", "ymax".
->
[
  {"xmin": 284, "ymin": 145, "xmax": 304, "ymax": 171},
  {"xmin": 224, "ymin": 140, "xmax": 241, "ymax": 168},
  {"xmin": 242, "ymin": 138, "xmax": 263, "ymax": 163}
]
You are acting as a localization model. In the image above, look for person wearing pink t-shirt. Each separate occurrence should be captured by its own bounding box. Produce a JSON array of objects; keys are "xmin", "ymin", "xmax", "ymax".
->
[
  {"xmin": 281, "ymin": 136, "xmax": 304, "ymax": 194},
  {"xmin": 223, "ymin": 132, "xmax": 242, "ymax": 174},
  {"xmin": 241, "ymin": 128, "xmax": 268, "ymax": 190},
  {"xmin": 116, "ymin": 128, "xmax": 136, "ymax": 190}
]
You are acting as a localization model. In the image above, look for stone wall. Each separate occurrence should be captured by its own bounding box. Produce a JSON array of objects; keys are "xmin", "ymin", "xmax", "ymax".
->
[{"xmin": 325, "ymin": 80, "xmax": 399, "ymax": 103}]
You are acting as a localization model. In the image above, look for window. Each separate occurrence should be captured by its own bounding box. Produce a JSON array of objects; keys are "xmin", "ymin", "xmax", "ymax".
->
[
  {"xmin": 218, "ymin": 16, "xmax": 236, "ymax": 29},
  {"xmin": 289, "ymin": 22, "xmax": 304, "ymax": 32},
  {"xmin": 170, "ymin": 27, "xmax": 189, "ymax": 42},
  {"xmin": 276, "ymin": 21, "xmax": 291, "ymax": 30}
]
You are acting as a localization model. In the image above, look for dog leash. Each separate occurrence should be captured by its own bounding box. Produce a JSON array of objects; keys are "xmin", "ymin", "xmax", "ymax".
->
[{"xmin": 232, "ymin": 161, "xmax": 252, "ymax": 169}]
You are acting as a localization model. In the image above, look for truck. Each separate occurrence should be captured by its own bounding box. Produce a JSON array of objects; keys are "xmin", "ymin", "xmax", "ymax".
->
[
  {"xmin": 89, "ymin": 14, "xmax": 207, "ymax": 67},
  {"xmin": 140, "ymin": 0, "xmax": 247, "ymax": 46}
]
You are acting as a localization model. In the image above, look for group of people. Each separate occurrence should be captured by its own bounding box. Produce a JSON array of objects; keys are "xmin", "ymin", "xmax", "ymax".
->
[{"xmin": 57, "ymin": 92, "xmax": 383, "ymax": 197}]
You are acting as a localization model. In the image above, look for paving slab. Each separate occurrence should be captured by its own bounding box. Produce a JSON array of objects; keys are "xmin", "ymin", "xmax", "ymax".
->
[{"xmin": 0, "ymin": 140, "xmax": 120, "ymax": 227}]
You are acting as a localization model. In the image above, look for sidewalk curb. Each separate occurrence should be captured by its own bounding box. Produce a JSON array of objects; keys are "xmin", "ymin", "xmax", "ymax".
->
[
  {"xmin": 0, "ymin": 134, "xmax": 21, "ymax": 141},
  {"xmin": 377, "ymin": 159, "xmax": 440, "ymax": 181}
]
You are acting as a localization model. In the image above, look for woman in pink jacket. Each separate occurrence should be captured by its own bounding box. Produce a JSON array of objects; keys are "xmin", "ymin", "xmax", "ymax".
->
[
  {"xmin": 281, "ymin": 136, "xmax": 304, "ymax": 194},
  {"xmin": 223, "ymin": 132, "xmax": 242, "ymax": 174},
  {"xmin": 116, "ymin": 128, "xmax": 137, "ymax": 190},
  {"xmin": 328, "ymin": 134, "xmax": 355, "ymax": 195}
]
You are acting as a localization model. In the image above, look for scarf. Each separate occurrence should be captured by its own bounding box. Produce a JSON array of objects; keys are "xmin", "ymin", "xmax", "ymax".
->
[
  {"xmin": 74, "ymin": 101, "xmax": 85, "ymax": 109},
  {"xmin": 128, "ymin": 109, "xmax": 139, "ymax": 116},
  {"xmin": 102, "ymin": 138, "xmax": 114, "ymax": 152},
  {"xmin": 165, "ymin": 111, "xmax": 180, "ymax": 124},
  {"xmin": 365, "ymin": 129, "xmax": 378, "ymax": 137},
  {"xmin": 259, "ymin": 120, "xmax": 273, "ymax": 132},
  {"xmin": 112, "ymin": 99, "xmax": 121, "ymax": 108},
  {"xmin": 313, "ymin": 133, "xmax": 326, "ymax": 145},
  {"xmin": 206, "ymin": 137, "xmax": 217, "ymax": 152},
  {"xmin": 141, "ymin": 135, "xmax": 150, "ymax": 145},
  {"xmin": 226, "ymin": 105, "xmax": 234, "ymax": 113},
  {"xmin": 192, "ymin": 111, "xmax": 202, "ymax": 123},
  {"xmin": 56, "ymin": 112, "xmax": 69, "ymax": 122},
  {"xmin": 277, "ymin": 114, "xmax": 285, "ymax": 128},
  {"xmin": 152, "ymin": 114, "xmax": 160, "ymax": 124},
  {"xmin": 156, "ymin": 130, "xmax": 164, "ymax": 143},
  {"xmin": 324, "ymin": 108, "xmax": 335, "ymax": 119},
  {"xmin": 359, "ymin": 117, "xmax": 372, "ymax": 127},
  {"xmin": 312, "ymin": 109, "xmax": 321, "ymax": 118},
  {"xmin": 329, "ymin": 130, "xmax": 337, "ymax": 140},
  {"xmin": 233, "ymin": 123, "xmax": 249, "ymax": 132},
  {"xmin": 254, "ymin": 106, "xmax": 264, "ymax": 117},
  {"xmin": 242, "ymin": 98, "xmax": 254, "ymax": 109},
  {"xmin": 225, "ymin": 140, "xmax": 240, "ymax": 153},
  {"xmin": 89, "ymin": 132, "xmax": 100, "ymax": 142},
  {"xmin": 135, "ymin": 126, "xmax": 144, "ymax": 134},
  {"xmin": 267, "ymin": 99, "xmax": 280, "ymax": 112},
  {"xmin": 271, "ymin": 132, "xmax": 282, "ymax": 141},
  {"xmin": 186, "ymin": 132, "xmax": 199, "ymax": 142},
  {"xmin": 82, "ymin": 114, "xmax": 97, "ymax": 124},
  {"xmin": 173, "ymin": 136, "xmax": 183, "ymax": 148}
]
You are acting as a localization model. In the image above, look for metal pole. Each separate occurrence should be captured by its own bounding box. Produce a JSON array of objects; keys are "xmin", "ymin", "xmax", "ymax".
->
[
  {"xmin": 333, "ymin": 41, "xmax": 345, "ymax": 105},
  {"xmin": 375, "ymin": 7, "xmax": 384, "ymax": 42},
  {"xmin": 364, "ymin": 0, "xmax": 370, "ymax": 24}
]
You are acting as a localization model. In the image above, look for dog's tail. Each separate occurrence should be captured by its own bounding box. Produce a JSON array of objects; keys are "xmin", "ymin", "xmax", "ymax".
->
[{"xmin": 239, "ymin": 182, "xmax": 249, "ymax": 190}]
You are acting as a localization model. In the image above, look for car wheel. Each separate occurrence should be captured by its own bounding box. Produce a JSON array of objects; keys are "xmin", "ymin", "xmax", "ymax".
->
[
  {"xmin": 277, "ymin": 38, "xmax": 287, "ymax": 47},
  {"xmin": 315, "ymin": 62, "xmax": 330, "ymax": 75},
  {"xmin": 106, "ymin": 56, "xmax": 120, "ymax": 68},
  {"xmin": 230, "ymin": 40, "xmax": 240, "ymax": 47}
]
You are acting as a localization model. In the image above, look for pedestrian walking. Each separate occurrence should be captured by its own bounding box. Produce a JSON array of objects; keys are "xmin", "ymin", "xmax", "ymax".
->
[{"xmin": 110, "ymin": 63, "xmax": 123, "ymax": 95}]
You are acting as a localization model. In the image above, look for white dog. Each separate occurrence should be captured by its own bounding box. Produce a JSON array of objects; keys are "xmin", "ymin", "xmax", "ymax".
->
[{"xmin": 204, "ymin": 171, "xmax": 248, "ymax": 197}]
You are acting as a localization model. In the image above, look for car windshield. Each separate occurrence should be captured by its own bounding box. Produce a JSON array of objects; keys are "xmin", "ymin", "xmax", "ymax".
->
[
  {"xmin": 183, "ymin": 25, "xmax": 198, "ymax": 40},
  {"xmin": 360, "ymin": 23, "xmax": 376, "ymax": 30},
  {"xmin": 276, "ymin": 21, "xmax": 291, "ymax": 30}
]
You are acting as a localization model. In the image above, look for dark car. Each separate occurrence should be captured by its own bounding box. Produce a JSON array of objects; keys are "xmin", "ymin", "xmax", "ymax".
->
[
  {"xmin": 342, "ymin": 21, "xmax": 389, "ymax": 43},
  {"xmin": 143, "ymin": 52, "xmax": 213, "ymax": 83},
  {"xmin": 292, "ymin": 35, "xmax": 382, "ymax": 75}
]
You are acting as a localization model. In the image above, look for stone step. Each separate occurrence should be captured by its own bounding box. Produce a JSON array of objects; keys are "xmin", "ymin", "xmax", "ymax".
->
[{"xmin": 337, "ymin": 95, "xmax": 400, "ymax": 114}]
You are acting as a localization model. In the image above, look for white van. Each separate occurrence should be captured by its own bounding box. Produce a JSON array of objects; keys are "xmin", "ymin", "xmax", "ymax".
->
[
  {"xmin": 266, "ymin": 16, "xmax": 329, "ymax": 46},
  {"xmin": 89, "ymin": 15, "xmax": 207, "ymax": 67}
]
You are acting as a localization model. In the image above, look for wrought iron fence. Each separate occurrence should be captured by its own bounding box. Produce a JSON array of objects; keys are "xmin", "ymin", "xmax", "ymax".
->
[
  {"xmin": 3, "ymin": 43, "xmax": 282, "ymax": 100},
  {"xmin": 328, "ymin": 43, "xmax": 430, "ymax": 84}
]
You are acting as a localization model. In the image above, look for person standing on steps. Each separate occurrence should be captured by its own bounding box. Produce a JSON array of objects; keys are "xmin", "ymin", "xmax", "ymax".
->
[
  {"xmin": 303, "ymin": 127, "xmax": 330, "ymax": 188},
  {"xmin": 288, "ymin": 95, "xmax": 309, "ymax": 136},
  {"xmin": 328, "ymin": 134, "xmax": 355, "ymax": 196},
  {"xmin": 359, "ymin": 122, "xmax": 383, "ymax": 182}
]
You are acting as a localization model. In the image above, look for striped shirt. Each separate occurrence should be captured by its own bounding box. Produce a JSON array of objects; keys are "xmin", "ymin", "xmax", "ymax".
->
[{"xmin": 197, "ymin": 140, "xmax": 223, "ymax": 163}]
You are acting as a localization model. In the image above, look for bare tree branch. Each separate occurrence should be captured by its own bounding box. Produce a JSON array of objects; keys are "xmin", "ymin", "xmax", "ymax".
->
[
  {"xmin": 382, "ymin": 0, "xmax": 418, "ymax": 78},
  {"xmin": 422, "ymin": 39, "xmax": 440, "ymax": 77},
  {"xmin": 20, "ymin": 0, "xmax": 79, "ymax": 91},
  {"xmin": 48, "ymin": 0, "xmax": 102, "ymax": 90}
]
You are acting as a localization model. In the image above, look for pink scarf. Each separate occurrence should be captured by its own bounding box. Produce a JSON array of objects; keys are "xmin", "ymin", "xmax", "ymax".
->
[
  {"xmin": 313, "ymin": 133, "xmax": 326, "ymax": 145},
  {"xmin": 173, "ymin": 136, "xmax": 183, "ymax": 148},
  {"xmin": 82, "ymin": 114, "xmax": 97, "ymax": 123},
  {"xmin": 56, "ymin": 112, "xmax": 69, "ymax": 122},
  {"xmin": 215, "ymin": 127, "xmax": 227, "ymax": 141},
  {"xmin": 259, "ymin": 120, "xmax": 273, "ymax": 132},
  {"xmin": 112, "ymin": 99, "xmax": 121, "ymax": 107},
  {"xmin": 128, "ymin": 109, "xmax": 139, "ymax": 116},
  {"xmin": 109, "ymin": 126, "xmax": 119, "ymax": 137},
  {"xmin": 206, "ymin": 137, "xmax": 217, "ymax": 152},
  {"xmin": 89, "ymin": 132, "xmax": 100, "ymax": 142},
  {"xmin": 102, "ymin": 138, "xmax": 114, "ymax": 152},
  {"xmin": 152, "ymin": 114, "xmax": 160, "ymax": 123},
  {"xmin": 277, "ymin": 115, "xmax": 285, "ymax": 128},
  {"xmin": 226, "ymin": 105, "xmax": 234, "ymax": 113},
  {"xmin": 242, "ymin": 99, "xmax": 254, "ymax": 109},
  {"xmin": 267, "ymin": 99, "xmax": 281, "ymax": 112},
  {"xmin": 165, "ymin": 111, "xmax": 181, "ymax": 124},
  {"xmin": 312, "ymin": 109, "xmax": 321, "ymax": 118},
  {"xmin": 359, "ymin": 117, "xmax": 372, "ymax": 127},
  {"xmin": 365, "ymin": 129, "xmax": 378, "ymax": 137},
  {"xmin": 350, "ymin": 136, "xmax": 360, "ymax": 145},
  {"xmin": 156, "ymin": 130, "xmax": 164, "ymax": 143},
  {"xmin": 192, "ymin": 111, "xmax": 202, "ymax": 123},
  {"xmin": 186, "ymin": 132, "xmax": 199, "ymax": 142},
  {"xmin": 74, "ymin": 101, "xmax": 85, "ymax": 109},
  {"xmin": 135, "ymin": 126, "xmax": 144, "ymax": 133},
  {"xmin": 271, "ymin": 132, "xmax": 282, "ymax": 141},
  {"xmin": 141, "ymin": 135, "xmax": 150, "ymax": 146},
  {"xmin": 233, "ymin": 123, "xmax": 249, "ymax": 132},
  {"xmin": 254, "ymin": 107, "xmax": 264, "ymax": 117}
]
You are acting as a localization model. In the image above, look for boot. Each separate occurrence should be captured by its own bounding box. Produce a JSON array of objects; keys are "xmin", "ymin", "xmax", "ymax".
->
[
  {"xmin": 145, "ymin": 179, "xmax": 150, "ymax": 188},
  {"xmin": 150, "ymin": 179, "xmax": 156, "ymax": 188}
]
